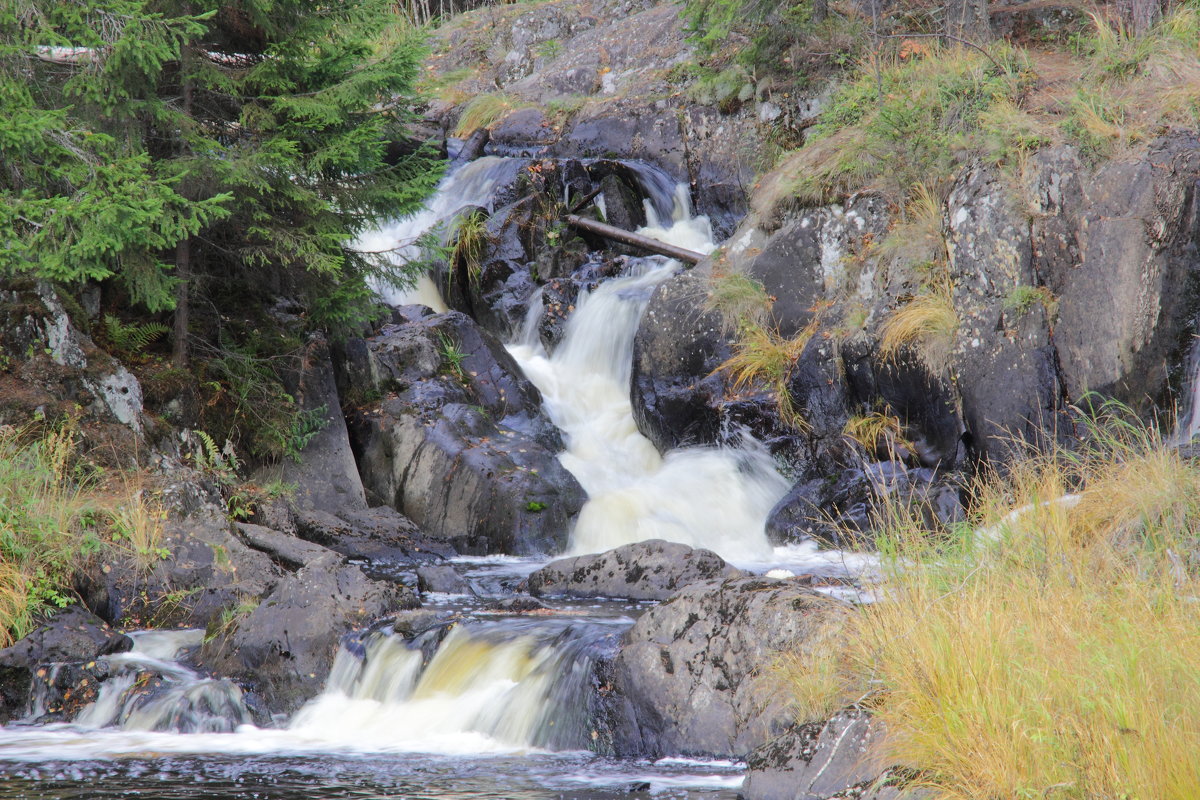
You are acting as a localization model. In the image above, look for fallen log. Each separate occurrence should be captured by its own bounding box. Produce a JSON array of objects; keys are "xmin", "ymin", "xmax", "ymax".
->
[{"xmin": 564, "ymin": 214, "xmax": 704, "ymax": 265}]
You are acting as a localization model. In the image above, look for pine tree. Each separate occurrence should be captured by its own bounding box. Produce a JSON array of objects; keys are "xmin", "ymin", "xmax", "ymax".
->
[{"xmin": 0, "ymin": 0, "xmax": 442, "ymax": 364}]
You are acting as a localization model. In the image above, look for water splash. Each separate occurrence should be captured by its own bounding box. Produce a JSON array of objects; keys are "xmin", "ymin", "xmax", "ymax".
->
[
  {"xmin": 355, "ymin": 156, "xmax": 527, "ymax": 309},
  {"xmin": 508, "ymin": 189, "xmax": 788, "ymax": 562},
  {"xmin": 290, "ymin": 620, "xmax": 611, "ymax": 754}
]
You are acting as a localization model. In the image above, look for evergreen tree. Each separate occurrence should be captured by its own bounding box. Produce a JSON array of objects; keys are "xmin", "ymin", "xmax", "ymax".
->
[{"xmin": 0, "ymin": 0, "xmax": 442, "ymax": 364}]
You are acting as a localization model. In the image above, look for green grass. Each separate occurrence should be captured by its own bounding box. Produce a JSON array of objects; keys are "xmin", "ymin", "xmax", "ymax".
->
[
  {"xmin": 761, "ymin": 44, "xmax": 1029, "ymax": 214},
  {"xmin": 782, "ymin": 400, "xmax": 1200, "ymax": 799},
  {"xmin": 705, "ymin": 270, "xmax": 772, "ymax": 333}
]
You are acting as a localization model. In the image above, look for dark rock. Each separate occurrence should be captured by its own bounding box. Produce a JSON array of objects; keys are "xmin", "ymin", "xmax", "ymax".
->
[
  {"xmin": 263, "ymin": 334, "xmax": 366, "ymax": 512},
  {"xmin": 484, "ymin": 596, "xmax": 549, "ymax": 613},
  {"xmin": 0, "ymin": 606, "xmax": 131, "ymax": 723},
  {"xmin": 197, "ymin": 554, "xmax": 417, "ymax": 716},
  {"xmin": 631, "ymin": 271, "xmax": 729, "ymax": 453},
  {"xmin": 79, "ymin": 513, "xmax": 283, "ymax": 630},
  {"xmin": 742, "ymin": 709, "xmax": 902, "ymax": 800},
  {"xmin": 348, "ymin": 311, "xmax": 585, "ymax": 555},
  {"xmin": 767, "ymin": 462, "xmax": 965, "ymax": 548},
  {"xmin": 1035, "ymin": 137, "xmax": 1200, "ymax": 415},
  {"xmin": 293, "ymin": 506, "xmax": 454, "ymax": 578},
  {"xmin": 234, "ymin": 522, "xmax": 334, "ymax": 571},
  {"xmin": 525, "ymin": 540, "xmax": 743, "ymax": 601},
  {"xmin": 416, "ymin": 565, "xmax": 473, "ymax": 595},
  {"xmin": 843, "ymin": 344, "xmax": 965, "ymax": 469},
  {"xmin": 610, "ymin": 576, "xmax": 848, "ymax": 758},
  {"xmin": 945, "ymin": 164, "xmax": 1066, "ymax": 460}
]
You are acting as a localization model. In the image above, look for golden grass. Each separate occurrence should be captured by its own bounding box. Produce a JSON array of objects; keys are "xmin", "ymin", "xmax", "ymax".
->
[
  {"xmin": 453, "ymin": 93, "xmax": 522, "ymax": 137},
  {"xmin": 1064, "ymin": 8, "xmax": 1200, "ymax": 157},
  {"xmin": 878, "ymin": 283, "xmax": 959, "ymax": 371},
  {"xmin": 0, "ymin": 424, "xmax": 171, "ymax": 644},
  {"xmin": 843, "ymin": 411, "xmax": 910, "ymax": 459},
  {"xmin": 715, "ymin": 320, "xmax": 819, "ymax": 430},
  {"xmin": 782, "ymin": 401, "xmax": 1200, "ymax": 799}
]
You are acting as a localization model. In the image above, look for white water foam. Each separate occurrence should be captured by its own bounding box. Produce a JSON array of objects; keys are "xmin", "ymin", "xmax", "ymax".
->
[
  {"xmin": 355, "ymin": 156, "xmax": 525, "ymax": 310},
  {"xmin": 508, "ymin": 191, "xmax": 789, "ymax": 563}
]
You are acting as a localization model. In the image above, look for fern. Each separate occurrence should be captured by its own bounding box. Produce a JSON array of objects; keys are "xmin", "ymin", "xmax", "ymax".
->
[{"xmin": 104, "ymin": 314, "xmax": 168, "ymax": 355}]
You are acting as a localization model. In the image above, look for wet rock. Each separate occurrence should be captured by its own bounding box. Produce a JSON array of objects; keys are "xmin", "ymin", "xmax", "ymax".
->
[
  {"xmin": 79, "ymin": 513, "xmax": 283, "ymax": 630},
  {"xmin": 0, "ymin": 606, "xmax": 132, "ymax": 723},
  {"xmin": 610, "ymin": 576, "xmax": 848, "ymax": 758},
  {"xmin": 348, "ymin": 311, "xmax": 585, "ymax": 555},
  {"xmin": 292, "ymin": 506, "xmax": 454, "ymax": 580},
  {"xmin": 525, "ymin": 540, "xmax": 743, "ymax": 601},
  {"xmin": 842, "ymin": 345, "xmax": 965, "ymax": 469},
  {"xmin": 630, "ymin": 270, "xmax": 729, "ymax": 453},
  {"xmin": 485, "ymin": 596, "xmax": 549, "ymax": 613},
  {"xmin": 742, "ymin": 709, "xmax": 916, "ymax": 800},
  {"xmin": 416, "ymin": 565, "xmax": 473, "ymax": 595},
  {"xmin": 198, "ymin": 554, "xmax": 417, "ymax": 716},
  {"xmin": 767, "ymin": 462, "xmax": 964, "ymax": 548}
]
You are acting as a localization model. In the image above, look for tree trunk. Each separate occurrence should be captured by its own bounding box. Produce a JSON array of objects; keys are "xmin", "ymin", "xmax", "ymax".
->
[
  {"xmin": 1131, "ymin": 0, "xmax": 1161, "ymax": 34},
  {"xmin": 172, "ymin": 237, "xmax": 191, "ymax": 368},
  {"xmin": 173, "ymin": 47, "xmax": 194, "ymax": 369},
  {"xmin": 945, "ymin": 0, "xmax": 990, "ymax": 43},
  {"xmin": 813, "ymin": 0, "xmax": 828, "ymax": 24}
]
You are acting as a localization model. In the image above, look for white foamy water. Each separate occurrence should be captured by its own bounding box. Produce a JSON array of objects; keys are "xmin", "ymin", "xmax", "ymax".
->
[
  {"xmin": 507, "ymin": 191, "xmax": 790, "ymax": 563},
  {"xmin": 356, "ymin": 156, "xmax": 526, "ymax": 310}
]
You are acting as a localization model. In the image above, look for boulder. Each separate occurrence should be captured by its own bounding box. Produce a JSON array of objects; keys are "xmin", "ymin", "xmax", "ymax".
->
[
  {"xmin": 0, "ymin": 606, "xmax": 132, "ymax": 723},
  {"xmin": 260, "ymin": 333, "xmax": 366, "ymax": 513},
  {"xmin": 630, "ymin": 270, "xmax": 730, "ymax": 453},
  {"xmin": 79, "ymin": 512, "xmax": 283, "ymax": 630},
  {"xmin": 610, "ymin": 576, "xmax": 848, "ymax": 758},
  {"xmin": 197, "ymin": 554, "xmax": 417, "ymax": 716},
  {"xmin": 524, "ymin": 540, "xmax": 743, "ymax": 600},
  {"xmin": 416, "ymin": 565, "xmax": 474, "ymax": 595},
  {"xmin": 742, "ymin": 709, "xmax": 927, "ymax": 800},
  {"xmin": 348, "ymin": 310, "xmax": 586, "ymax": 555}
]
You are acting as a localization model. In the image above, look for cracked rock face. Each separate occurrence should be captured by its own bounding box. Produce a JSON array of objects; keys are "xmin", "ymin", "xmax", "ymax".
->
[{"xmin": 608, "ymin": 576, "xmax": 848, "ymax": 758}]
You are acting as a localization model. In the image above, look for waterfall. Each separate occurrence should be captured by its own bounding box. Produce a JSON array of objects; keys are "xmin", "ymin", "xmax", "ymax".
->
[
  {"xmin": 355, "ymin": 156, "xmax": 527, "ymax": 310},
  {"xmin": 508, "ymin": 191, "xmax": 789, "ymax": 563},
  {"xmin": 289, "ymin": 619, "xmax": 613, "ymax": 753},
  {"xmin": 1173, "ymin": 334, "xmax": 1200, "ymax": 446},
  {"xmin": 71, "ymin": 629, "xmax": 251, "ymax": 734}
]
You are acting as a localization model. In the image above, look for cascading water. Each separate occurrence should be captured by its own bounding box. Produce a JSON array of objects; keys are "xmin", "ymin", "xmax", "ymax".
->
[
  {"xmin": 355, "ymin": 155, "xmax": 527, "ymax": 310},
  {"xmin": 291, "ymin": 617, "xmax": 615, "ymax": 754},
  {"xmin": 0, "ymin": 160, "xmax": 867, "ymax": 798},
  {"xmin": 509, "ymin": 264, "xmax": 789, "ymax": 562},
  {"xmin": 507, "ymin": 185, "xmax": 790, "ymax": 563}
]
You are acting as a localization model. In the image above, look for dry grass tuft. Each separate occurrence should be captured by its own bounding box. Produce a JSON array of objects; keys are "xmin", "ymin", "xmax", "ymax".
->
[
  {"xmin": 453, "ymin": 93, "xmax": 522, "ymax": 137},
  {"xmin": 879, "ymin": 283, "xmax": 959, "ymax": 371},
  {"xmin": 843, "ymin": 411, "xmax": 910, "ymax": 460},
  {"xmin": 781, "ymin": 399, "xmax": 1200, "ymax": 799},
  {"xmin": 715, "ymin": 320, "xmax": 819, "ymax": 430}
]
